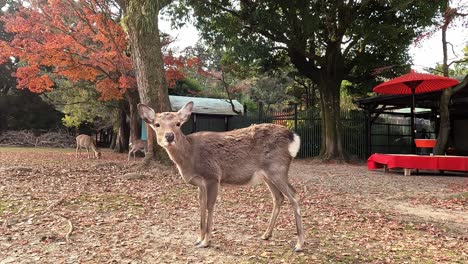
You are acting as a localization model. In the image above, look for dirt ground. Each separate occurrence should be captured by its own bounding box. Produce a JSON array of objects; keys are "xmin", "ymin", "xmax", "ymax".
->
[{"xmin": 0, "ymin": 147, "xmax": 467, "ymax": 263}]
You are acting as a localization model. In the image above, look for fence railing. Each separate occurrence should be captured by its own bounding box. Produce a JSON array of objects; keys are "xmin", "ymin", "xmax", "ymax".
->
[{"xmin": 173, "ymin": 105, "xmax": 426, "ymax": 160}]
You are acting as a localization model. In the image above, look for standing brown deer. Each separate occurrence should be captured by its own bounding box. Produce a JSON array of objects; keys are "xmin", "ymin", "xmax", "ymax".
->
[
  {"xmin": 75, "ymin": 134, "xmax": 101, "ymax": 159},
  {"xmin": 128, "ymin": 139, "xmax": 147, "ymax": 161},
  {"xmin": 138, "ymin": 101, "xmax": 304, "ymax": 252}
]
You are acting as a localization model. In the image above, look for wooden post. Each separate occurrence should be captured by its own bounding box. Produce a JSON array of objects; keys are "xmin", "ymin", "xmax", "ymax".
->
[
  {"xmin": 192, "ymin": 114, "xmax": 197, "ymax": 133},
  {"xmin": 404, "ymin": 168, "xmax": 411, "ymax": 176},
  {"xmin": 258, "ymin": 102, "xmax": 264, "ymax": 122},
  {"xmin": 366, "ymin": 110, "xmax": 372, "ymax": 157},
  {"xmin": 294, "ymin": 103, "xmax": 298, "ymax": 132}
]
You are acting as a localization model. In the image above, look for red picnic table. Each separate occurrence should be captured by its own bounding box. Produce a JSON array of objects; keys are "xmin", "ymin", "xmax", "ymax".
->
[{"xmin": 367, "ymin": 153, "xmax": 468, "ymax": 176}]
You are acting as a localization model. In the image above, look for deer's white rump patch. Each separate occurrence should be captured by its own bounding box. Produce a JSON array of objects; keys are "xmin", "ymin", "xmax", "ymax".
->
[{"xmin": 288, "ymin": 133, "xmax": 300, "ymax": 158}]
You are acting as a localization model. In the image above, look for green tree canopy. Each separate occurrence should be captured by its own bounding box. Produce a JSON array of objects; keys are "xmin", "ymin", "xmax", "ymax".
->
[
  {"xmin": 177, "ymin": 0, "xmax": 445, "ymax": 160},
  {"xmin": 41, "ymin": 80, "xmax": 118, "ymax": 129}
]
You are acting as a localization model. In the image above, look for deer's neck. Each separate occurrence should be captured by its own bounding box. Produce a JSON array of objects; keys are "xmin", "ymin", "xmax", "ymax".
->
[{"xmin": 165, "ymin": 135, "xmax": 195, "ymax": 183}]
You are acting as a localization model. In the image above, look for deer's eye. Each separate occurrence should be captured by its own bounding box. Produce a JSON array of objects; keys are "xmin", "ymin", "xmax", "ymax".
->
[
  {"xmin": 176, "ymin": 122, "xmax": 181, "ymax": 127},
  {"xmin": 155, "ymin": 123, "xmax": 160, "ymax": 128}
]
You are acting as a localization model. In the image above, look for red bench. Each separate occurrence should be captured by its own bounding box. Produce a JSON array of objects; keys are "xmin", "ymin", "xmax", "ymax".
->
[{"xmin": 367, "ymin": 153, "xmax": 468, "ymax": 176}]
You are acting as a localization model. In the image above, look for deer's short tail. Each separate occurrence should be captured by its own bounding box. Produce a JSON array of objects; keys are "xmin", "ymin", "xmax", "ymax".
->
[{"xmin": 288, "ymin": 133, "xmax": 301, "ymax": 158}]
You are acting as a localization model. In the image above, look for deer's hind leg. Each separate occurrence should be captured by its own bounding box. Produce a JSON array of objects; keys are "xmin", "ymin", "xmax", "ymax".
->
[
  {"xmin": 264, "ymin": 171, "xmax": 304, "ymax": 252},
  {"xmin": 262, "ymin": 177, "xmax": 284, "ymax": 240}
]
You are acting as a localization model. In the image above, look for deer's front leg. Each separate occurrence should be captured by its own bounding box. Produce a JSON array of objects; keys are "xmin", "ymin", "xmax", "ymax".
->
[
  {"xmin": 196, "ymin": 185, "xmax": 207, "ymax": 246},
  {"xmin": 197, "ymin": 182, "xmax": 218, "ymax": 248}
]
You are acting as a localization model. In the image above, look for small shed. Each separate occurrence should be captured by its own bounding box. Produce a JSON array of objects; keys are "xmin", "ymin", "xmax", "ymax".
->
[{"xmin": 141, "ymin": 95, "xmax": 244, "ymax": 139}]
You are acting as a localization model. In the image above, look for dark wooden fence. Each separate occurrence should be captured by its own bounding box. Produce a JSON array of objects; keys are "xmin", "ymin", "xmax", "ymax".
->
[{"xmin": 228, "ymin": 104, "xmax": 369, "ymax": 159}]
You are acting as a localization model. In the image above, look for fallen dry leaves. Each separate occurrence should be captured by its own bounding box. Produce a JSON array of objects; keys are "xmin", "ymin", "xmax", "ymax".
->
[{"xmin": 0, "ymin": 147, "xmax": 467, "ymax": 263}]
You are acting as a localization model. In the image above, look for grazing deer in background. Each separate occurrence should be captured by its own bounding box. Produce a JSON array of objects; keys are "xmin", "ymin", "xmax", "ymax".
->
[
  {"xmin": 75, "ymin": 134, "xmax": 101, "ymax": 159},
  {"xmin": 138, "ymin": 102, "xmax": 304, "ymax": 252},
  {"xmin": 128, "ymin": 139, "xmax": 147, "ymax": 161}
]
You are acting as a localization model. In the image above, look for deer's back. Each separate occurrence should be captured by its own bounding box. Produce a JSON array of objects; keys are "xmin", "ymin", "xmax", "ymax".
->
[
  {"xmin": 76, "ymin": 134, "xmax": 94, "ymax": 147},
  {"xmin": 187, "ymin": 124, "xmax": 295, "ymax": 184}
]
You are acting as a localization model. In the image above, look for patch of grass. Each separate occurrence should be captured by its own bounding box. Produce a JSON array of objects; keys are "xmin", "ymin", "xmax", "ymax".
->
[
  {"xmin": 0, "ymin": 199, "xmax": 23, "ymax": 215},
  {"xmin": 0, "ymin": 146, "xmax": 74, "ymax": 152},
  {"xmin": 64, "ymin": 193, "xmax": 144, "ymax": 213},
  {"xmin": 0, "ymin": 200, "xmax": 8, "ymax": 214},
  {"xmin": 158, "ymin": 185, "xmax": 193, "ymax": 204}
]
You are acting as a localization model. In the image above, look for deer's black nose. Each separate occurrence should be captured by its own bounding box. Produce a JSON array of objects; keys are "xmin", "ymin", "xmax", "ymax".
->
[{"xmin": 165, "ymin": 132, "xmax": 175, "ymax": 142}]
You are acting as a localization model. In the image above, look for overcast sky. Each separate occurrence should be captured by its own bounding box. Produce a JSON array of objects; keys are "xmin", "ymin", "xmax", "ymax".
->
[{"xmin": 159, "ymin": 19, "xmax": 468, "ymax": 74}]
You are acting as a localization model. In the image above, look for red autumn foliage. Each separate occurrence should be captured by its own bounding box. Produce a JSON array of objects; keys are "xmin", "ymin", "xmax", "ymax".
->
[{"xmin": 0, "ymin": 0, "xmax": 197, "ymax": 100}]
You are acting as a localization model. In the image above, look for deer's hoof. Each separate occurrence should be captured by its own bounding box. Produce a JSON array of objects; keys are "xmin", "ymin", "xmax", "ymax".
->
[
  {"xmin": 261, "ymin": 233, "xmax": 271, "ymax": 240},
  {"xmin": 292, "ymin": 244, "xmax": 303, "ymax": 252},
  {"xmin": 196, "ymin": 240, "xmax": 210, "ymax": 248}
]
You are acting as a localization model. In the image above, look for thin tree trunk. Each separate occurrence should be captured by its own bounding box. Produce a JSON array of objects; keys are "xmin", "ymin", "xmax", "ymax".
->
[
  {"xmin": 110, "ymin": 130, "xmax": 117, "ymax": 149},
  {"xmin": 434, "ymin": 89, "xmax": 451, "ymax": 155},
  {"xmin": 434, "ymin": 75, "xmax": 468, "ymax": 154},
  {"xmin": 126, "ymin": 89, "xmax": 140, "ymax": 144},
  {"xmin": 434, "ymin": 7, "xmax": 464, "ymax": 155},
  {"xmin": 115, "ymin": 106, "xmax": 130, "ymax": 153}
]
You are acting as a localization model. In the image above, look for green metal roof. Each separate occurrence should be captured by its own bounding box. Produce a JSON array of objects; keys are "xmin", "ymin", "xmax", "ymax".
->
[{"xmin": 169, "ymin": 95, "xmax": 243, "ymax": 116}]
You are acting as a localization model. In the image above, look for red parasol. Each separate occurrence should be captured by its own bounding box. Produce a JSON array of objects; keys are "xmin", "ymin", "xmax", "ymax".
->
[
  {"xmin": 373, "ymin": 69, "xmax": 458, "ymax": 153},
  {"xmin": 373, "ymin": 70, "xmax": 458, "ymax": 95}
]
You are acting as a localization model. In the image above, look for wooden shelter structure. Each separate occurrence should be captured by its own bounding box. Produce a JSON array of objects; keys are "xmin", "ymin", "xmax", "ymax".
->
[{"xmin": 355, "ymin": 79, "xmax": 468, "ymax": 156}]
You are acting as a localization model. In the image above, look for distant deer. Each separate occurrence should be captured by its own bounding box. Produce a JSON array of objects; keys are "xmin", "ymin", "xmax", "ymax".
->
[
  {"xmin": 138, "ymin": 102, "xmax": 304, "ymax": 252},
  {"xmin": 75, "ymin": 134, "xmax": 101, "ymax": 159},
  {"xmin": 128, "ymin": 139, "xmax": 147, "ymax": 161}
]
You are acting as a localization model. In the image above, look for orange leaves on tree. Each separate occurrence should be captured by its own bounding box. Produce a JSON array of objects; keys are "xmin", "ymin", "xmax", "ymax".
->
[
  {"xmin": 0, "ymin": 0, "xmax": 133, "ymax": 99},
  {"xmin": 164, "ymin": 52, "xmax": 188, "ymax": 87},
  {"xmin": 96, "ymin": 78, "xmax": 122, "ymax": 100},
  {"xmin": 15, "ymin": 66, "xmax": 54, "ymax": 92},
  {"xmin": 163, "ymin": 52, "xmax": 202, "ymax": 88},
  {"xmin": 118, "ymin": 76, "xmax": 137, "ymax": 90},
  {"xmin": 0, "ymin": 0, "xmax": 199, "ymax": 99},
  {"xmin": 186, "ymin": 57, "xmax": 201, "ymax": 67}
]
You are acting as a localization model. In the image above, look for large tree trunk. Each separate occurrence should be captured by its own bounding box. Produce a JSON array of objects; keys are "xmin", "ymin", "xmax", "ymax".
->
[
  {"xmin": 122, "ymin": 0, "xmax": 171, "ymax": 164},
  {"xmin": 290, "ymin": 39, "xmax": 348, "ymax": 162},
  {"xmin": 317, "ymin": 42, "xmax": 347, "ymax": 161},
  {"xmin": 318, "ymin": 78, "xmax": 347, "ymax": 161}
]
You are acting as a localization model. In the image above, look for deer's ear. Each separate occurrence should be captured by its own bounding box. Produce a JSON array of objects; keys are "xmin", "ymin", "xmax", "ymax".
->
[
  {"xmin": 138, "ymin": 103, "xmax": 156, "ymax": 124},
  {"xmin": 177, "ymin": 101, "xmax": 193, "ymax": 123}
]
